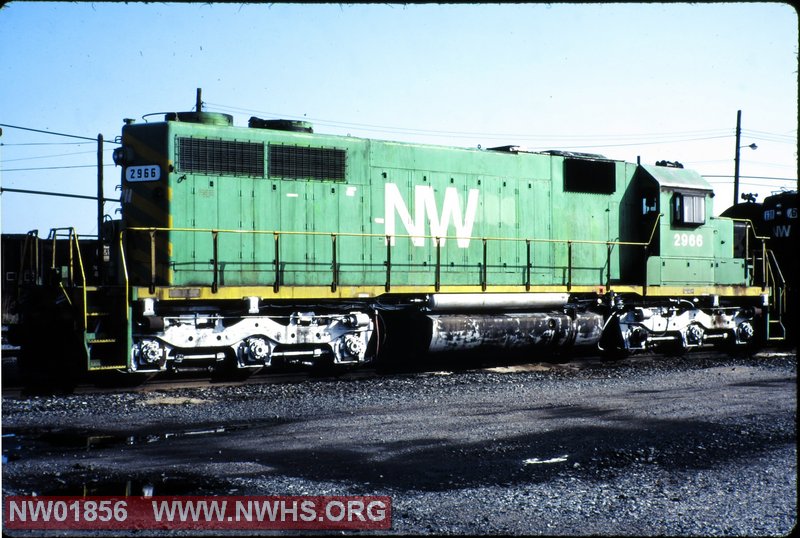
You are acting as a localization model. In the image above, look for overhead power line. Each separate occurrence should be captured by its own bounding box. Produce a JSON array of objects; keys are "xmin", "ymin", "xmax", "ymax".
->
[
  {"xmin": 0, "ymin": 164, "xmax": 115, "ymax": 172},
  {"xmin": 703, "ymin": 174, "xmax": 797, "ymax": 182},
  {"xmin": 0, "ymin": 187, "xmax": 119, "ymax": 203},
  {"xmin": 1, "ymin": 141, "xmax": 91, "ymax": 146},
  {"xmin": 707, "ymin": 180, "xmax": 798, "ymax": 189},
  {"xmin": 206, "ymin": 102, "xmax": 799, "ymax": 153},
  {"xmin": 530, "ymin": 136, "xmax": 733, "ymax": 150},
  {"xmin": 204, "ymin": 101, "xmax": 735, "ymax": 142},
  {"xmin": 0, "ymin": 123, "xmax": 101, "ymax": 142},
  {"xmin": 741, "ymin": 128, "xmax": 797, "ymax": 142},
  {"xmin": 2, "ymin": 150, "xmax": 103, "ymax": 163}
]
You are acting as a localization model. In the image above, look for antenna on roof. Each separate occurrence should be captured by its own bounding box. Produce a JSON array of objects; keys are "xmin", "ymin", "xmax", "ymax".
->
[{"xmin": 196, "ymin": 88, "xmax": 203, "ymax": 112}]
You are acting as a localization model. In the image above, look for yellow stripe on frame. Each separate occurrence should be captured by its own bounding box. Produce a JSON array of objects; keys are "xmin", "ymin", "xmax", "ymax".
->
[{"xmin": 133, "ymin": 284, "xmax": 769, "ymax": 302}]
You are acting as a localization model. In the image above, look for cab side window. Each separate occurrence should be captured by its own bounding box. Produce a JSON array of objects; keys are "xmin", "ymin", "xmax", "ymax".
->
[{"xmin": 672, "ymin": 192, "xmax": 705, "ymax": 226}]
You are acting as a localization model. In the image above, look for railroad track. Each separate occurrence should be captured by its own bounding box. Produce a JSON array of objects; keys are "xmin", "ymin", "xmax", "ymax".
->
[
  {"xmin": 0, "ymin": 364, "xmax": 379, "ymax": 398},
  {"xmin": 2, "ymin": 348, "xmax": 794, "ymax": 399}
]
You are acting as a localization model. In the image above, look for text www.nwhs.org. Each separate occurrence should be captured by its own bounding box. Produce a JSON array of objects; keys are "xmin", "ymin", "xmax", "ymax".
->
[{"xmin": 4, "ymin": 496, "xmax": 392, "ymax": 530}]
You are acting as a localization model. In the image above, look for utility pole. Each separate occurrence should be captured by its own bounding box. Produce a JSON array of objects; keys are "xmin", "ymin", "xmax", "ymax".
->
[
  {"xmin": 733, "ymin": 110, "xmax": 742, "ymax": 206},
  {"xmin": 97, "ymin": 133, "xmax": 105, "ymax": 280}
]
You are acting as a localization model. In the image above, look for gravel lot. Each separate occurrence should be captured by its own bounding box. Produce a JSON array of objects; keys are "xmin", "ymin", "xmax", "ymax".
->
[{"xmin": 2, "ymin": 350, "xmax": 796, "ymax": 536}]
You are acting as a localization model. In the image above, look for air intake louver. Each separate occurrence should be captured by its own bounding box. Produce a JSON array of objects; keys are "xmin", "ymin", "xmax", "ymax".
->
[
  {"xmin": 176, "ymin": 137, "xmax": 264, "ymax": 177},
  {"xmin": 268, "ymin": 144, "xmax": 346, "ymax": 181}
]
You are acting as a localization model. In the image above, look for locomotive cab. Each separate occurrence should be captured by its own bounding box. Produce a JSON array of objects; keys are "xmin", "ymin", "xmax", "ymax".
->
[
  {"xmin": 632, "ymin": 163, "xmax": 745, "ymax": 288},
  {"xmin": 605, "ymin": 162, "xmax": 765, "ymax": 353}
]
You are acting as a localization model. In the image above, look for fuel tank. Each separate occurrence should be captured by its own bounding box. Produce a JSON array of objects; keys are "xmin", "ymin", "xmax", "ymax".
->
[{"xmin": 426, "ymin": 311, "xmax": 604, "ymax": 352}]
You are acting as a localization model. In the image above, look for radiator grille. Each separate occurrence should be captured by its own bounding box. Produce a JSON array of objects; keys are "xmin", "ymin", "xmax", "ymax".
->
[
  {"xmin": 563, "ymin": 158, "xmax": 616, "ymax": 194},
  {"xmin": 176, "ymin": 137, "xmax": 264, "ymax": 177},
  {"xmin": 269, "ymin": 144, "xmax": 346, "ymax": 181}
]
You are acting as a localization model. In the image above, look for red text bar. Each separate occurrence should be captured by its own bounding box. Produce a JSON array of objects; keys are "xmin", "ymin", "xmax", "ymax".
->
[{"xmin": 3, "ymin": 496, "xmax": 392, "ymax": 530}]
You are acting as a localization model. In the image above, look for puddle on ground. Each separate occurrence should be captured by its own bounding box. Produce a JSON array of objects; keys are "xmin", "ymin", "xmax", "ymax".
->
[
  {"xmin": 1, "ymin": 424, "xmax": 249, "ymax": 464},
  {"xmin": 3, "ymin": 427, "xmax": 248, "ymax": 496},
  {"xmin": 14, "ymin": 475, "xmax": 235, "ymax": 497}
]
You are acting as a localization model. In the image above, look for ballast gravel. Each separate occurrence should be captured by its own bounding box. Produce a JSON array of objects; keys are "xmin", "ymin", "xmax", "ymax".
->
[{"xmin": 1, "ymin": 351, "xmax": 796, "ymax": 536}]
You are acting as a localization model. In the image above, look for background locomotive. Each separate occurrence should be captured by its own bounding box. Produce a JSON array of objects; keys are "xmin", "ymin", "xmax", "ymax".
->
[
  {"xmin": 6, "ymin": 99, "xmax": 790, "ymax": 386},
  {"xmin": 721, "ymin": 189, "xmax": 796, "ymax": 341}
]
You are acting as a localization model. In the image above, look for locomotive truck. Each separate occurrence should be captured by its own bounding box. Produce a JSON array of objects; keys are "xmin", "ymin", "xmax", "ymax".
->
[{"xmin": 8, "ymin": 101, "xmax": 789, "ymax": 385}]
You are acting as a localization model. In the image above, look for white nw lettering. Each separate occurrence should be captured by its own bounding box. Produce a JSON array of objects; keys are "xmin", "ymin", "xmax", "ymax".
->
[
  {"xmin": 384, "ymin": 183, "xmax": 479, "ymax": 248},
  {"xmin": 773, "ymin": 225, "xmax": 791, "ymax": 238}
]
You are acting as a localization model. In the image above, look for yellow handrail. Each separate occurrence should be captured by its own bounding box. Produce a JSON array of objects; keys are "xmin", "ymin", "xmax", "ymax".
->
[
  {"xmin": 119, "ymin": 230, "xmax": 130, "ymax": 321},
  {"xmin": 645, "ymin": 213, "xmax": 663, "ymax": 246},
  {"xmin": 44, "ymin": 227, "xmax": 91, "ymax": 327},
  {"xmin": 122, "ymin": 215, "xmax": 666, "ymax": 293},
  {"xmin": 69, "ymin": 228, "xmax": 90, "ymax": 332},
  {"xmin": 716, "ymin": 216, "xmax": 771, "ymax": 242},
  {"xmin": 124, "ymin": 221, "xmax": 661, "ymax": 249}
]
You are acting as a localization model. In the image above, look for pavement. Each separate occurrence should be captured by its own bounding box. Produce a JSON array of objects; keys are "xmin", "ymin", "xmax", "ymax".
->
[{"xmin": 1, "ymin": 350, "xmax": 796, "ymax": 535}]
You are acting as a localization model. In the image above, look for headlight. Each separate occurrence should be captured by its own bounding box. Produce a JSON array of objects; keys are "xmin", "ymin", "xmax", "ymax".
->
[{"xmin": 112, "ymin": 146, "xmax": 135, "ymax": 166}]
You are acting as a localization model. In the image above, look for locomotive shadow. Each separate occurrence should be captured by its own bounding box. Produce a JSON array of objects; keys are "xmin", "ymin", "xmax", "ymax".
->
[
  {"xmin": 4, "ymin": 401, "xmax": 795, "ymax": 496},
  {"xmin": 4, "ymin": 412, "xmax": 793, "ymax": 496},
  {"xmin": 236, "ymin": 415, "xmax": 794, "ymax": 493}
]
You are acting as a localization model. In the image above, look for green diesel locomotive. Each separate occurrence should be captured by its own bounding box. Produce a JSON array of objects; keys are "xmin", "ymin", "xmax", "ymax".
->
[{"xmin": 11, "ymin": 103, "xmax": 787, "ymax": 383}]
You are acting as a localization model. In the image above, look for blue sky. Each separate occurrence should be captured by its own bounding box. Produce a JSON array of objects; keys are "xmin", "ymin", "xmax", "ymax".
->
[{"xmin": 1, "ymin": 2, "xmax": 797, "ymax": 235}]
